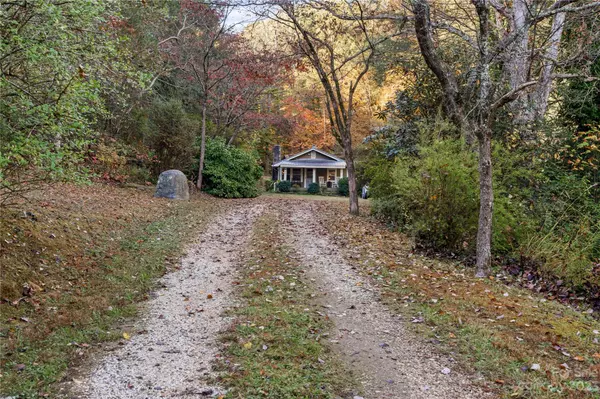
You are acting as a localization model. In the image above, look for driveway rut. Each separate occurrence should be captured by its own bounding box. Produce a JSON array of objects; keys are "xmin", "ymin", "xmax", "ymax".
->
[
  {"xmin": 69, "ymin": 203, "xmax": 263, "ymax": 399},
  {"xmin": 282, "ymin": 200, "xmax": 494, "ymax": 399}
]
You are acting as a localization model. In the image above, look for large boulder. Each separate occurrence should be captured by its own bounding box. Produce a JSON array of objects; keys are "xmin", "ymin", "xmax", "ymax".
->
[{"xmin": 154, "ymin": 170, "xmax": 189, "ymax": 200}]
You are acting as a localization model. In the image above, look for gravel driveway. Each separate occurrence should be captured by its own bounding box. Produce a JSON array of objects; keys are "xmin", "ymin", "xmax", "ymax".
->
[
  {"xmin": 282, "ymin": 200, "xmax": 495, "ymax": 399},
  {"xmin": 67, "ymin": 203, "xmax": 263, "ymax": 399},
  {"xmin": 62, "ymin": 198, "xmax": 494, "ymax": 399}
]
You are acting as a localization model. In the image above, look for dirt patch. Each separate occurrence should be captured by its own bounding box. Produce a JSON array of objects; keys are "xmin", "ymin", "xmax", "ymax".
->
[
  {"xmin": 280, "ymin": 199, "xmax": 495, "ymax": 399},
  {"xmin": 63, "ymin": 202, "xmax": 264, "ymax": 398}
]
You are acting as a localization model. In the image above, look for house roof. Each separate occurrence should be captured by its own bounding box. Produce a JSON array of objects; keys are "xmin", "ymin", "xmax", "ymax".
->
[
  {"xmin": 273, "ymin": 147, "xmax": 346, "ymax": 168},
  {"xmin": 274, "ymin": 159, "xmax": 347, "ymax": 168}
]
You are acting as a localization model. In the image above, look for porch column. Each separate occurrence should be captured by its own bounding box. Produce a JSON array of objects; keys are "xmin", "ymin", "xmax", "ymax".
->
[
  {"xmin": 312, "ymin": 168, "xmax": 316, "ymax": 184},
  {"xmin": 278, "ymin": 167, "xmax": 282, "ymax": 181},
  {"xmin": 283, "ymin": 168, "xmax": 287, "ymax": 181},
  {"xmin": 303, "ymin": 169, "xmax": 306, "ymax": 188}
]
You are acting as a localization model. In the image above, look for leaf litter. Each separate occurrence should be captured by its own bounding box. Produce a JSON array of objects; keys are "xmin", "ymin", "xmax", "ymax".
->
[{"xmin": 299, "ymin": 197, "xmax": 600, "ymax": 398}]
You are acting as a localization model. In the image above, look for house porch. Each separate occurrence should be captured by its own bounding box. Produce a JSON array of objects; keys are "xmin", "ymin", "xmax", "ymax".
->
[{"xmin": 277, "ymin": 166, "xmax": 346, "ymax": 188}]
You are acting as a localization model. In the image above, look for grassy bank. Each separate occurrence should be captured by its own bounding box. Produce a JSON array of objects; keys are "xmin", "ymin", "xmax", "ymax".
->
[
  {"xmin": 314, "ymin": 200, "xmax": 600, "ymax": 399},
  {"xmin": 218, "ymin": 213, "xmax": 356, "ymax": 398},
  {"xmin": 0, "ymin": 184, "xmax": 222, "ymax": 398}
]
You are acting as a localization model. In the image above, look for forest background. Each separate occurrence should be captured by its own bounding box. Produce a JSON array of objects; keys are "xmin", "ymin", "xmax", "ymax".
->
[{"xmin": 1, "ymin": 0, "xmax": 599, "ymax": 300}]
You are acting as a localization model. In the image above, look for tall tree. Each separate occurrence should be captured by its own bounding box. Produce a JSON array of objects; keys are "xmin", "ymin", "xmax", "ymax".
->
[
  {"xmin": 213, "ymin": 46, "xmax": 289, "ymax": 145},
  {"xmin": 322, "ymin": 0, "xmax": 600, "ymax": 274},
  {"xmin": 161, "ymin": 0, "xmax": 236, "ymax": 189},
  {"xmin": 256, "ymin": 0, "xmax": 403, "ymax": 214},
  {"xmin": 409, "ymin": 0, "xmax": 600, "ymax": 276}
]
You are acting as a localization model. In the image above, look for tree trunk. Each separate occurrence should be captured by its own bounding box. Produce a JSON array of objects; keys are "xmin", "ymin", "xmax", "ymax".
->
[
  {"xmin": 197, "ymin": 102, "xmax": 207, "ymax": 190},
  {"xmin": 413, "ymin": 0, "xmax": 464, "ymax": 134},
  {"xmin": 532, "ymin": 12, "xmax": 566, "ymax": 121},
  {"xmin": 507, "ymin": 0, "xmax": 534, "ymax": 129},
  {"xmin": 475, "ymin": 128, "xmax": 493, "ymax": 277},
  {"xmin": 341, "ymin": 130, "xmax": 359, "ymax": 215}
]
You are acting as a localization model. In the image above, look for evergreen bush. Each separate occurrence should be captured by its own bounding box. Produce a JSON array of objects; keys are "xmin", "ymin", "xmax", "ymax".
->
[
  {"xmin": 202, "ymin": 138, "xmax": 262, "ymax": 198},
  {"xmin": 308, "ymin": 182, "xmax": 320, "ymax": 194},
  {"xmin": 337, "ymin": 177, "xmax": 349, "ymax": 196},
  {"xmin": 278, "ymin": 180, "xmax": 292, "ymax": 192}
]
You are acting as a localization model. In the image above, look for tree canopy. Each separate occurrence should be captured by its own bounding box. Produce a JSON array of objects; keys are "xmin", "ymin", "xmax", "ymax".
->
[{"xmin": 1, "ymin": 0, "xmax": 599, "ymax": 283}]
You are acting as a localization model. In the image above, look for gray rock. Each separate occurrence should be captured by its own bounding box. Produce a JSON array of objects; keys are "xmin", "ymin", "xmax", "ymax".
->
[{"xmin": 154, "ymin": 170, "xmax": 189, "ymax": 200}]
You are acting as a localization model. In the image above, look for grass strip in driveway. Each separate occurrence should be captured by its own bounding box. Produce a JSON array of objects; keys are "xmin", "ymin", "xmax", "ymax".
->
[{"xmin": 218, "ymin": 213, "xmax": 356, "ymax": 399}]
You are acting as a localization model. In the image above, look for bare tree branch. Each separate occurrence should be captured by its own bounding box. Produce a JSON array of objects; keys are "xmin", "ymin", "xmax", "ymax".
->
[
  {"xmin": 158, "ymin": 14, "xmax": 194, "ymax": 45},
  {"xmin": 432, "ymin": 21, "xmax": 477, "ymax": 48},
  {"xmin": 532, "ymin": 1, "xmax": 600, "ymax": 22},
  {"xmin": 491, "ymin": 80, "xmax": 538, "ymax": 111}
]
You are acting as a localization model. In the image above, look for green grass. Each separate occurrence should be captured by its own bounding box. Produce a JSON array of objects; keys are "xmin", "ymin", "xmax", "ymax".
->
[{"xmin": 218, "ymin": 214, "xmax": 356, "ymax": 399}]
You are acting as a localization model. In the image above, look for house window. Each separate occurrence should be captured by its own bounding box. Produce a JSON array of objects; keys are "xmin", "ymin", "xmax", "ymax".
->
[
  {"xmin": 292, "ymin": 168, "xmax": 302, "ymax": 182},
  {"xmin": 310, "ymin": 151, "xmax": 316, "ymax": 159},
  {"xmin": 328, "ymin": 169, "xmax": 336, "ymax": 181}
]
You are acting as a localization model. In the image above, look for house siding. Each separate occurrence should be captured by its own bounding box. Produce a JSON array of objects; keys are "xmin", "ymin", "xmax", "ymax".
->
[{"xmin": 295, "ymin": 151, "xmax": 332, "ymax": 160}]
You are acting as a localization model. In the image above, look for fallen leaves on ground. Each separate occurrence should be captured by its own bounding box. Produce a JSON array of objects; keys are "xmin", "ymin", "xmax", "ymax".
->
[
  {"xmin": 263, "ymin": 197, "xmax": 600, "ymax": 399},
  {"xmin": 0, "ymin": 183, "xmax": 231, "ymax": 397},
  {"xmin": 218, "ymin": 211, "xmax": 356, "ymax": 398}
]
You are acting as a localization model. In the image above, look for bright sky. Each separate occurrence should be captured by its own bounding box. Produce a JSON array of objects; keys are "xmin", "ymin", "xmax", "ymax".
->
[{"xmin": 226, "ymin": 7, "xmax": 258, "ymax": 31}]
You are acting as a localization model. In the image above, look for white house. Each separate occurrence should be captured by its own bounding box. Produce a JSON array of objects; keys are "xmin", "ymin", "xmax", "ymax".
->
[{"xmin": 272, "ymin": 146, "xmax": 347, "ymax": 188}]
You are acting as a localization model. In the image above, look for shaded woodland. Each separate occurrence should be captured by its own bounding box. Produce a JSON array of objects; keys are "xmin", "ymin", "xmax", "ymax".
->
[{"xmin": 2, "ymin": 0, "xmax": 599, "ymax": 302}]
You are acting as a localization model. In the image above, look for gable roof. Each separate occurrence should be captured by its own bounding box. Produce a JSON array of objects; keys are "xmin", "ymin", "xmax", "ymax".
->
[
  {"xmin": 273, "ymin": 147, "xmax": 344, "ymax": 167},
  {"xmin": 273, "ymin": 159, "xmax": 347, "ymax": 168}
]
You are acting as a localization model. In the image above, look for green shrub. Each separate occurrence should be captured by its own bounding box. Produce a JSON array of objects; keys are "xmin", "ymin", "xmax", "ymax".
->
[
  {"xmin": 278, "ymin": 180, "xmax": 291, "ymax": 192},
  {"xmin": 0, "ymin": 1, "xmax": 112, "ymax": 206},
  {"xmin": 264, "ymin": 179, "xmax": 275, "ymax": 192},
  {"xmin": 202, "ymin": 138, "xmax": 262, "ymax": 198},
  {"xmin": 397, "ymin": 140, "xmax": 479, "ymax": 251},
  {"xmin": 490, "ymin": 132, "xmax": 600, "ymax": 288},
  {"xmin": 308, "ymin": 182, "xmax": 320, "ymax": 194},
  {"xmin": 337, "ymin": 177, "xmax": 349, "ymax": 196},
  {"xmin": 519, "ymin": 162, "xmax": 600, "ymax": 288},
  {"xmin": 144, "ymin": 99, "xmax": 198, "ymax": 176},
  {"xmin": 370, "ymin": 140, "xmax": 519, "ymax": 253},
  {"xmin": 367, "ymin": 130, "xmax": 600, "ymax": 291}
]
